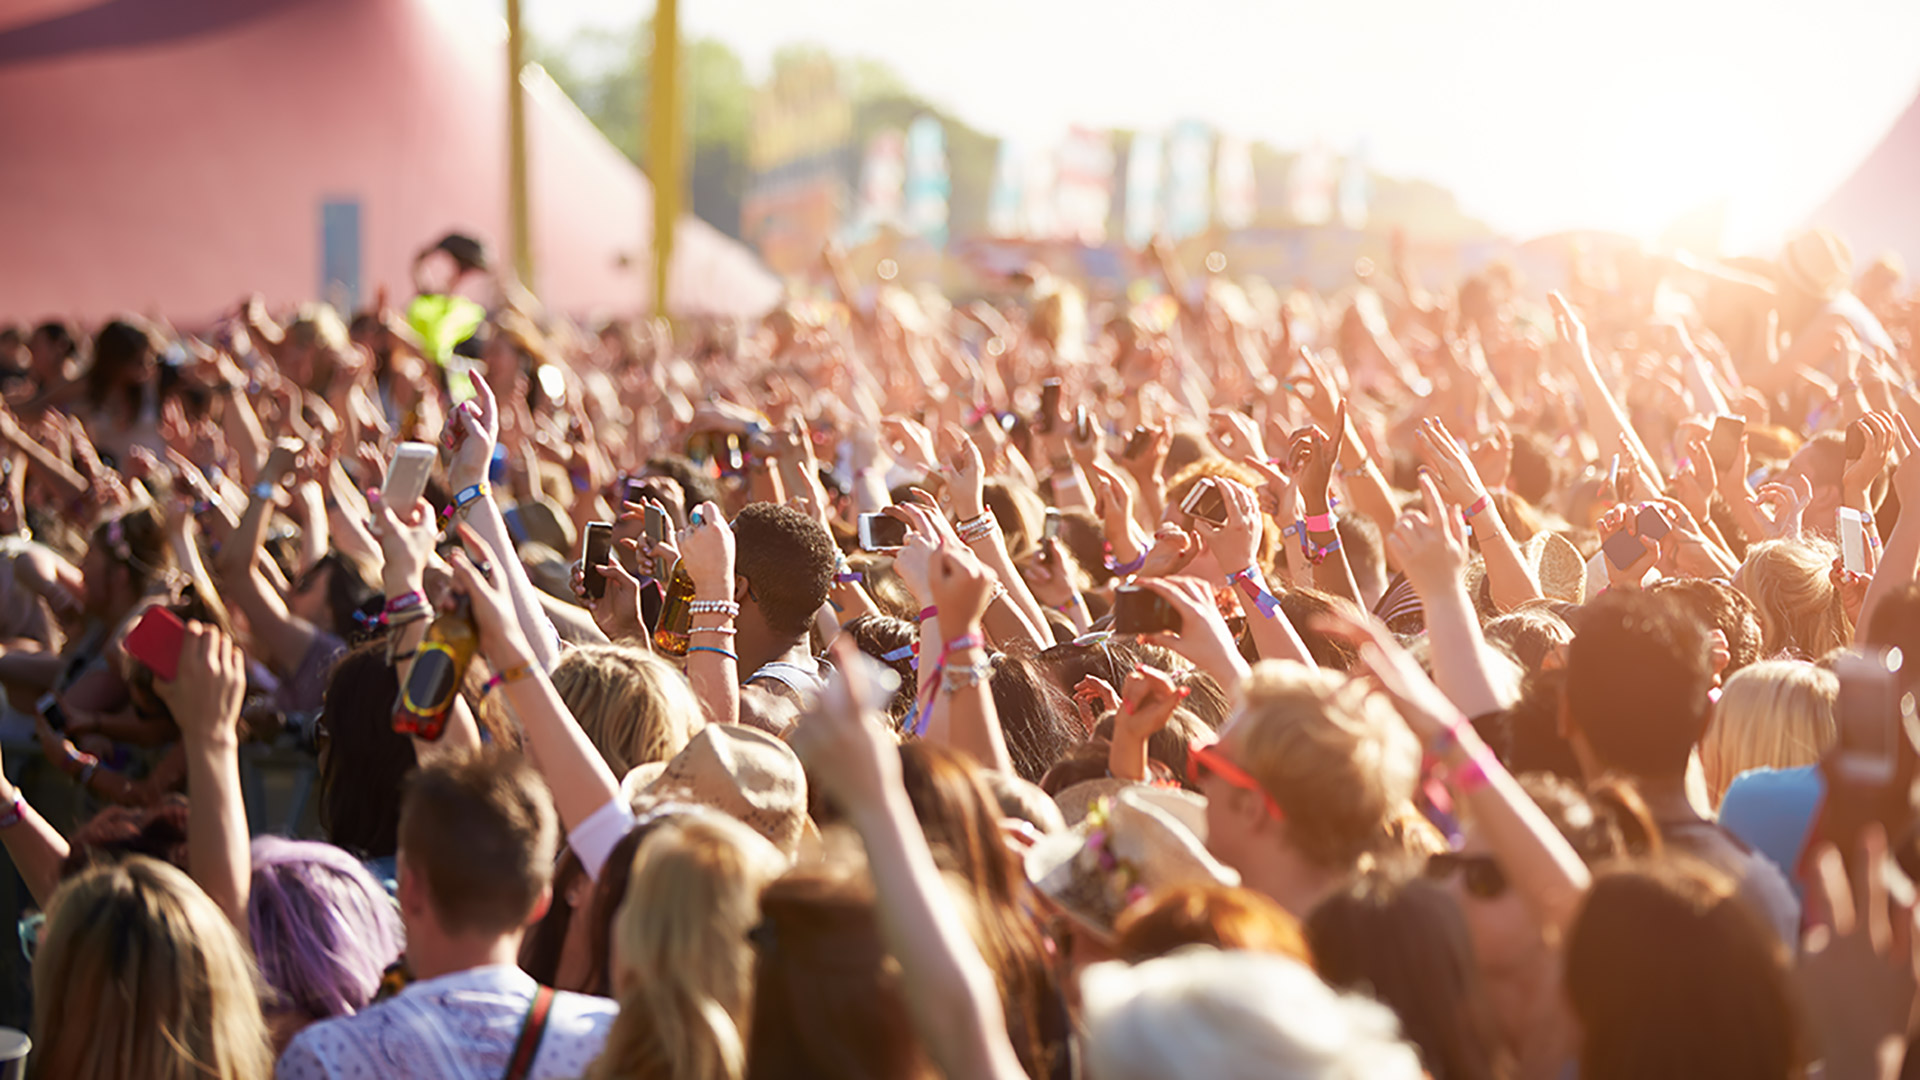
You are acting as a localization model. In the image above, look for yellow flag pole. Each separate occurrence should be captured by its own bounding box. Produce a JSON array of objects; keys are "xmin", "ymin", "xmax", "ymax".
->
[
  {"xmin": 649, "ymin": 0, "xmax": 682, "ymax": 319},
  {"xmin": 505, "ymin": 0, "xmax": 533, "ymax": 292}
]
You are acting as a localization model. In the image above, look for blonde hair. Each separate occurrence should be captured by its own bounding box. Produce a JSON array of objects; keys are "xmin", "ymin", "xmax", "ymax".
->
[
  {"xmin": 1700, "ymin": 660, "xmax": 1837, "ymax": 806},
  {"xmin": 1733, "ymin": 538, "xmax": 1851, "ymax": 660},
  {"xmin": 551, "ymin": 645, "xmax": 704, "ymax": 775},
  {"xmin": 32, "ymin": 857, "xmax": 272, "ymax": 1080},
  {"xmin": 587, "ymin": 812, "xmax": 786, "ymax": 1080},
  {"xmin": 1229, "ymin": 661, "xmax": 1422, "ymax": 869}
]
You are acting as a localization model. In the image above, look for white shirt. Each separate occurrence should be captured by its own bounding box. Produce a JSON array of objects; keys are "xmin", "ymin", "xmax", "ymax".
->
[{"xmin": 275, "ymin": 964, "xmax": 617, "ymax": 1080}]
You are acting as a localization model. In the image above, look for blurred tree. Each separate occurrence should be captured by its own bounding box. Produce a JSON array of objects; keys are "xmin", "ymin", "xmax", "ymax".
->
[{"xmin": 533, "ymin": 22, "xmax": 750, "ymax": 239}]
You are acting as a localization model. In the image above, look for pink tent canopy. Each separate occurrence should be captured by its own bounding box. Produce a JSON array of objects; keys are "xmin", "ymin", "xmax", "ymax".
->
[
  {"xmin": 1806, "ymin": 88, "xmax": 1920, "ymax": 274},
  {"xmin": 0, "ymin": 0, "xmax": 782, "ymax": 323}
]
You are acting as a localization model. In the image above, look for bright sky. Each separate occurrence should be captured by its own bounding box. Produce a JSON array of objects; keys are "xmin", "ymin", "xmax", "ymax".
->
[{"xmin": 509, "ymin": 0, "xmax": 1920, "ymax": 255}]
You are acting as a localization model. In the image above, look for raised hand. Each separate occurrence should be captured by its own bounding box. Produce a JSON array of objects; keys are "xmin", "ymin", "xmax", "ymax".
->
[
  {"xmin": 1133, "ymin": 576, "xmax": 1248, "ymax": 691},
  {"xmin": 447, "ymin": 372, "xmax": 500, "ymax": 490},
  {"xmin": 1415, "ymin": 416, "xmax": 1488, "ymax": 508},
  {"xmin": 1115, "ymin": 664, "xmax": 1185, "ymax": 743},
  {"xmin": 588, "ymin": 541, "xmax": 648, "ymax": 644},
  {"xmin": 1843, "ymin": 412, "xmax": 1899, "ymax": 510},
  {"xmin": 679, "ymin": 501, "xmax": 736, "ymax": 599},
  {"xmin": 928, "ymin": 546, "xmax": 995, "ymax": 632},
  {"xmin": 1139, "ymin": 522, "xmax": 1200, "ymax": 579},
  {"xmin": 1208, "ymin": 410, "xmax": 1266, "ymax": 463},
  {"xmin": 1595, "ymin": 503, "xmax": 1658, "ymax": 590},
  {"xmin": 1387, "ymin": 473, "xmax": 1470, "ymax": 599},
  {"xmin": 153, "ymin": 622, "xmax": 247, "ymax": 748},
  {"xmin": 447, "ymin": 524, "xmax": 534, "ymax": 665},
  {"xmin": 1188, "ymin": 477, "xmax": 1263, "ymax": 577},
  {"xmin": 369, "ymin": 491, "xmax": 437, "ymax": 596},
  {"xmin": 1072, "ymin": 675, "xmax": 1120, "ymax": 729},
  {"xmin": 939, "ymin": 424, "xmax": 988, "ymax": 521},
  {"xmin": 1468, "ymin": 424, "xmax": 1513, "ymax": 493}
]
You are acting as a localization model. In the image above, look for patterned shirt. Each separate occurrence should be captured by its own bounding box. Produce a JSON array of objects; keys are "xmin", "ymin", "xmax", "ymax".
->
[{"xmin": 275, "ymin": 964, "xmax": 617, "ymax": 1080}]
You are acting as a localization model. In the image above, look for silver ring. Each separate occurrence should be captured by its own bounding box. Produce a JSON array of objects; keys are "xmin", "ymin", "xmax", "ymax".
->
[{"xmin": 476, "ymin": 562, "xmax": 494, "ymax": 578}]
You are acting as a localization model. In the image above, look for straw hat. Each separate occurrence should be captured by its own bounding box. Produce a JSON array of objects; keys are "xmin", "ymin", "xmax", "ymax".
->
[
  {"xmin": 619, "ymin": 724, "xmax": 809, "ymax": 857},
  {"xmin": 1779, "ymin": 228, "xmax": 1853, "ymax": 301},
  {"xmin": 1524, "ymin": 531, "xmax": 1587, "ymax": 604},
  {"xmin": 1051, "ymin": 777, "xmax": 1134, "ymax": 830},
  {"xmin": 1025, "ymin": 785, "xmax": 1240, "ymax": 942}
]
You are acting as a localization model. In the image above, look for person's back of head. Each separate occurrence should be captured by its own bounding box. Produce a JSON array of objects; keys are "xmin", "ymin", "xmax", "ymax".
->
[
  {"xmin": 1482, "ymin": 606, "xmax": 1573, "ymax": 674},
  {"xmin": 1080, "ymin": 949, "xmax": 1424, "ymax": 1080},
  {"xmin": 1222, "ymin": 661, "xmax": 1421, "ymax": 873},
  {"xmin": 1733, "ymin": 538, "xmax": 1851, "ymax": 660},
  {"xmin": 319, "ymin": 639, "xmax": 415, "ymax": 859},
  {"xmin": 1864, "ymin": 581, "xmax": 1920, "ymax": 668},
  {"xmin": 551, "ymin": 644, "xmax": 703, "ymax": 775},
  {"xmin": 733, "ymin": 502, "xmax": 836, "ymax": 639},
  {"xmin": 1114, "ymin": 883, "xmax": 1310, "ymax": 964},
  {"xmin": 34, "ymin": 856, "xmax": 273, "ymax": 1080},
  {"xmin": 591, "ymin": 812, "xmax": 786, "ymax": 1080},
  {"xmin": 988, "ymin": 649, "xmax": 1083, "ymax": 783},
  {"xmin": 1304, "ymin": 869, "xmax": 1509, "ymax": 1080},
  {"xmin": 1565, "ymin": 861, "xmax": 1800, "ymax": 1080},
  {"xmin": 746, "ymin": 871, "xmax": 934, "ymax": 1080},
  {"xmin": 1648, "ymin": 576, "xmax": 1764, "ymax": 676},
  {"xmin": 248, "ymin": 837, "xmax": 404, "ymax": 1028},
  {"xmin": 398, "ymin": 747, "xmax": 558, "ymax": 938},
  {"xmin": 1700, "ymin": 660, "xmax": 1837, "ymax": 806},
  {"xmin": 1563, "ymin": 591, "xmax": 1712, "ymax": 780}
]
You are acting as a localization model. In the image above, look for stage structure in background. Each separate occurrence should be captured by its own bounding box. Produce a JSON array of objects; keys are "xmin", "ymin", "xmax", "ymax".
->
[{"xmin": 743, "ymin": 53, "xmax": 851, "ymax": 278}]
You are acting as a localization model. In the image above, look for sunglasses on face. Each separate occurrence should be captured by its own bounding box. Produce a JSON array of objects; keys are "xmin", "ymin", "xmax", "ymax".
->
[
  {"xmin": 1426, "ymin": 852, "xmax": 1508, "ymax": 900},
  {"xmin": 1187, "ymin": 737, "xmax": 1285, "ymax": 822}
]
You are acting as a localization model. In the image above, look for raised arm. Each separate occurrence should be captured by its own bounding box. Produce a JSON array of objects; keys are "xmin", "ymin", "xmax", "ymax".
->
[
  {"xmin": 789, "ymin": 646, "xmax": 1030, "ymax": 1080},
  {"xmin": 214, "ymin": 438, "xmax": 321, "ymax": 676},
  {"xmin": 446, "ymin": 531, "xmax": 622, "ymax": 838},
  {"xmin": 1388, "ymin": 474, "xmax": 1509, "ymax": 719},
  {"xmin": 446, "ymin": 373, "xmax": 561, "ymax": 670},
  {"xmin": 1416, "ymin": 417, "xmax": 1541, "ymax": 613},
  {"xmin": 154, "ymin": 623, "xmax": 252, "ymax": 931},
  {"xmin": 1189, "ymin": 478, "xmax": 1313, "ymax": 667},
  {"xmin": 921, "ymin": 547, "xmax": 1014, "ymax": 776}
]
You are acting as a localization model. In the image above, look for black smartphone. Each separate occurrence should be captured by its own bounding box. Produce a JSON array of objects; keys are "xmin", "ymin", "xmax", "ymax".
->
[
  {"xmin": 1635, "ymin": 504, "xmax": 1672, "ymax": 542},
  {"xmin": 1601, "ymin": 529, "xmax": 1650, "ymax": 572},
  {"xmin": 1181, "ymin": 479, "xmax": 1229, "ymax": 527},
  {"xmin": 582, "ymin": 521, "xmax": 614, "ymax": 600},
  {"xmin": 1112, "ymin": 585, "xmax": 1183, "ymax": 635},
  {"xmin": 1125, "ymin": 427, "xmax": 1153, "ymax": 458},
  {"xmin": 1846, "ymin": 420, "xmax": 1868, "ymax": 462},
  {"xmin": 622, "ymin": 477, "xmax": 648, "ymax": 506},
  {"xmin": 858, "ymin": 513, "xmax": 910, "ymax": 552},
  {"xmin": 36, "ymin": 692, "xmax": 65, "ymax": 733},
  {"xmin": 1036, "ymin": 379, "xmax": 1063, "ymax": 434},
  {"xmin": 1709, "ymin": 415, "xmax": 1746, "ymax": 472}
]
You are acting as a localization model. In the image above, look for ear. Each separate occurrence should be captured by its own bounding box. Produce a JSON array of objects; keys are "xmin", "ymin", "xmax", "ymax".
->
[
  {"xmin": 396, "ymin": 851, "xmax": 430, "ymax": 921},
  {"xmin": 524, "ymin": 882, "xmax": 553, "ymax": 929},
  {"xmin": 733, "ymin": 573, "xmax": 750, "ymax": 605}
]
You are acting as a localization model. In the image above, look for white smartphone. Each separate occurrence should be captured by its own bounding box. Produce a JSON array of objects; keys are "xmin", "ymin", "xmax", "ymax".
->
[
  {"xmin": 383, "ymin": 442, "xmax": 437, "ymax": 509},
  {"xmin": 1839, "ymin": 507, "xmax": 1869, "ymax": 575}
]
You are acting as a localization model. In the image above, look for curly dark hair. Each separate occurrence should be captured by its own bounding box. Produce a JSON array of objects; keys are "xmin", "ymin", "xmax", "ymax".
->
[
  {"xmin": 733, "ymin": 503, "xmax": 836, "ymax": 637},
  {"xmin": 644, "ymin": 454, "xmax": 721, "ymax": 512}
]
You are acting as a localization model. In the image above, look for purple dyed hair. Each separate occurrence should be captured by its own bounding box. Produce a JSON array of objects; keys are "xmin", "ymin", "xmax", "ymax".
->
[{"xmin": 248, "ymin": 837, "xmax": 404, "ymax": 1021}]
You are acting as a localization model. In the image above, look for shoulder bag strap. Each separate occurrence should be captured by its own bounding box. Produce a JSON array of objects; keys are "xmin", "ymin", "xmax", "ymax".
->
[{"xmin": 502, "ymin": 984, "xmax": 557, "ymax": 1080}]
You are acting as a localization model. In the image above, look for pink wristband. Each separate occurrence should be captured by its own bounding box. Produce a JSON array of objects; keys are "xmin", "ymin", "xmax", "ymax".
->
[{"xmin": 1302, "ymin": 511, "xmax": 1335, "ymax": 533}]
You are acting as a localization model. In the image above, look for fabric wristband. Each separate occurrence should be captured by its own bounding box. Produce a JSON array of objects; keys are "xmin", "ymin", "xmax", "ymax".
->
[
  {"xmin": 1302, "ymin": 511, "xmax": 1335, "ymax": 533},
  {"xmin": 1226, "ymin": 566, "xmax": 1280, "ymax": 618},
  {"xmin": 1463, "ymin": 494, "xmax": 1491, "ymax": 519}
]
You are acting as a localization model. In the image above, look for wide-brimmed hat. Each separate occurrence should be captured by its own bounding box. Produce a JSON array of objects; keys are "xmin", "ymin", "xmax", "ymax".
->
[
  {"xmin": 1025, "ymin": 785, "xmax": 1239, "ymax": 942},
  {"xmin": 621, "ymin": 724, "xmax": 808, "ymax": 857},
  {"xmin": 1779, "ymin": 228, "xmax": 1853, "ymax": 301},
  {"xmin": 1524, "ymin": 531, "xmax": 1586, "ymax": 604}
]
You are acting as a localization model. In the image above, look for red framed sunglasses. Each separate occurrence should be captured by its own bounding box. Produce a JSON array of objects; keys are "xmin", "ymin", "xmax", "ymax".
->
[{"xmin": 1188, "ymin": 736, "xmax": 1286, "ymax": 822}]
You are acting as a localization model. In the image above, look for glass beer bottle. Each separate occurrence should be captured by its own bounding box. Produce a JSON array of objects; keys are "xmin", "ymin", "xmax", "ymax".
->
[
  {"xmin": 653, "ymin": 561, "xmax": 696, "ymax": 657},
  {"xmin": 394, "ymin": 594, "xmax": 478, "ymax": 740}
]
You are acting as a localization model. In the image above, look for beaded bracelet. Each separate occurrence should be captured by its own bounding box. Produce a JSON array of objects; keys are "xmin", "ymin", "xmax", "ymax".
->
[
  {"xmin": 941, "ymin": 660, "xmax": 993, "ymax": 693},
  {"xmin": 956, "ymin": 511, "xmax": 998, "ymax": 543},
  {"xmin": 688, "ymin": 600, "xmax": 741, "ymax": 618}
]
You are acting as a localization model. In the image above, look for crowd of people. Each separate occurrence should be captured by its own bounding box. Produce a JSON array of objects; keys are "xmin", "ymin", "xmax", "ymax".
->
[{"xmin": 0, "ymin": 224, "xmax": 1917, "ymax": 1079}]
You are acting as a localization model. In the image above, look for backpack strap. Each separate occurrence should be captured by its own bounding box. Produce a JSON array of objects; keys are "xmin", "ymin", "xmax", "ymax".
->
[{"xmin": 502, "ymin": 985, "xmax": 557, "ymax": 1080}]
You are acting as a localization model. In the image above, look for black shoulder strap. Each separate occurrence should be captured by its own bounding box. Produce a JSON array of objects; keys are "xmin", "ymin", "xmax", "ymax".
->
[{"xmin": 502, "ymin": 984, "xmax": 557, "ymax": 1080}]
